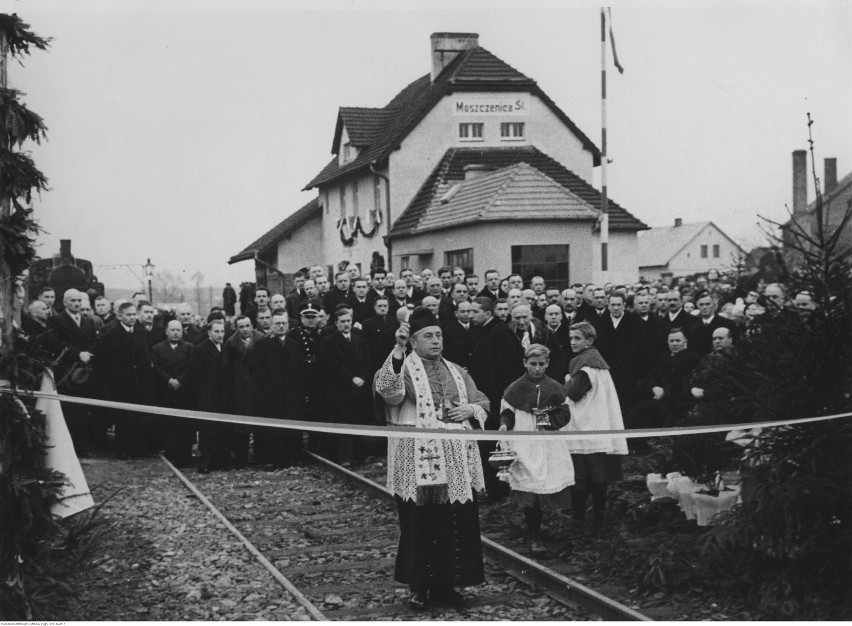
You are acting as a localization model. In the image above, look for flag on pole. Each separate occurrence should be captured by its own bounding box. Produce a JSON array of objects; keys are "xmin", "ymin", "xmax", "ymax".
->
[{"xmin": 607, "ymin": 8, "xmax": 624, "ymax": 74}]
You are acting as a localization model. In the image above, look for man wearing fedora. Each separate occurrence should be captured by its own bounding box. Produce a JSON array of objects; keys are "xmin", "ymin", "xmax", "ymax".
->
[{"xmin": 375, "ymin": 306, "xmax": 489, "ymax": 610}]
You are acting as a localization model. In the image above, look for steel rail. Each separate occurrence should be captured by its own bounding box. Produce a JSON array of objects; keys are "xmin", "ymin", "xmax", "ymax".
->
[
  {"xmin": 160, "ymin": 455, "xmax": 327, "ymax": 621},
  {"xmin": 304, "ymin": 451, "xmax": 651, "ymax": 622}
]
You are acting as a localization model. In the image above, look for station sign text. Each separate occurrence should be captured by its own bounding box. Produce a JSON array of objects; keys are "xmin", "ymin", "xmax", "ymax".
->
[{"xmin": 453, "ymin": 97, "xmax": 530, "ymax": 116}]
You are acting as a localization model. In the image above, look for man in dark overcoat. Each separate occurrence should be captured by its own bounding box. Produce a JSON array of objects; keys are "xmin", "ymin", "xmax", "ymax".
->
[
  {"xmin": 509, "ymin": 304, "xmax": 566, "ymax": 381},
  {"xmin": 187, "ymin": 318, "xmax": 234, "ymax": 473},
  {"xmin": 249, "ymin": 310, "xmax": 304, "ymax": 470},
  {"xmin": 361, "ymin": 296, "xmax": 400, "ymax": 372},
  {"xmin": 94, "ymin": 301, "xmax": 157, "ymax": 458},
  {"xmin": 438, "ymin": 282, "xmax": 469, "ymax": 327},
  {"xmin": 285, "ymin": 271, "xmax": 308, "ymax": 325},
  {"xmin": 152, "ymin": 319, "xmax": 195, "ymax": 466},
  {"xmin": 348, "ymin": 277, "xmax": 375, "ymax": 326},
  {"xmin": 45, "ymin": 288, "xmax": 99, "ymax": 456},
  {"xmin": 225, "ymin": 315, "xmax": 265, "ymax": 467},
  {"xmin": 657, "ymin": 290, "xmax": 698, "ymax": 353},
  {"xmin": 687, "ymin": 291, "xmax": 738, "ymax": 356},
  {"xmin": 222, "ymin": 282, "xmax": 238, "ymax": 317},
  {"xmin": 627, "ymin": 327, "xmax": 701, "ymax": 431},
  {"xmin": 594, "ymin": 292, "xmax": 641, "ymax": 413},
  {"xmin": 476, "ymin": 269, "xmax": 508, "ymax": 301},
  {"xmin": 468, "ymin": 297, "xmax": 524, "ymax": 499},
  {"xmin": 322, "ymin": 271, "xmax": 352, "ymax": 315},
  {"xmin": 441, "ymin": 300, "xmax": 479, "ymax": 370},
  {"xmin": 320, "ymin": 305, "xmax": 373, "ymax": 466},
  {"xmin": 136, "ymin": 301, "xmax": 166, "ymax": 348}
]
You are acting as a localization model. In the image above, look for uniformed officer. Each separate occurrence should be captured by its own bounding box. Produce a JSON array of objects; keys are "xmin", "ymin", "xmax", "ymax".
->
[{"xmin": 287, "ymin": 301, "xmax": 325, "ymax": 453}]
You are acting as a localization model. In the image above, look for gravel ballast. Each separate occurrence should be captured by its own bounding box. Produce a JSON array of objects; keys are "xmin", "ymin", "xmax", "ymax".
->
[{"xmin": 59, "ymin": 456, "xmax": 312, "ymax": 621}]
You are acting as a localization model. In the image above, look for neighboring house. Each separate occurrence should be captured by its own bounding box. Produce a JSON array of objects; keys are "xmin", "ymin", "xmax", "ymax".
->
[
  {"xmin": 231, "ymin": 32, "xmax": 648, "ymax": 289},
  {"xmin": 783, "ymin": 151, "xmax": 852, "ymax": 261},
  {"xmin": 638, "ymin": 219, "xmax": 744, "ymax": 281},
  {"xmin": 228, "ymin": 197, "xmax": 321, "ymax": 294}
]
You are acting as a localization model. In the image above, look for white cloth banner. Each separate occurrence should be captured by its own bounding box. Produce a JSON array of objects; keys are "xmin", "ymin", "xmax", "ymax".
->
[{"xmin": 37, "ymin": 374, "xmax": 95, "ymax": 518}]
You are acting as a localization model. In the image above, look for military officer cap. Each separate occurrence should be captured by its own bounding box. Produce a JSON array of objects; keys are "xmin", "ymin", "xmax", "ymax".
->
[{"xmin": 299, "ymin": 301, "xmax": 320, "ymax": 317}]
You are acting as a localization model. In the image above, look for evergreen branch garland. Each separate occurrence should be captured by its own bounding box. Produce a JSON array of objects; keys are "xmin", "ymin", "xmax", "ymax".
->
[
  {"xmin": 0, "ymin": 203, "xmax": 42, "ymax": 277},
  {"xmin": 0, "ymin": 395, "xmax": 67, "ymax": 619},
  {"xmin": 0, "ymin": 149, "xmax": 49, "ymax": 201},
  {"xmin": 1, "ymin": 94, "xmax": 48, "ymax": 147},
  {"xmin": 0, "ymin": 14, "xmax": 51, "ymax": 58}
]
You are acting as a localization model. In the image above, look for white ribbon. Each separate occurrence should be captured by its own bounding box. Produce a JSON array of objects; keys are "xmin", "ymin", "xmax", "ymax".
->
[{"xmin": 4, "ymin": 388, "xmax": 850, "ymax": 442}]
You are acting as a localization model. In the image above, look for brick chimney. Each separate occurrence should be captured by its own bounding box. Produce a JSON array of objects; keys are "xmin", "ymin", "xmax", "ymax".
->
[
  {"xmin": 674, "ymin": 218, "xmax": 682, "ymax": 227},
  {"xmin": 431, "ymin": 32, "xmax": 478, "ymax": 81},
  {"xmin": 824, "ymin": 157, "xmax": 838, "ymax": 196},
  {"xmin": 792, "ymin": 150, "xmax": 808, "ymax": 214}
]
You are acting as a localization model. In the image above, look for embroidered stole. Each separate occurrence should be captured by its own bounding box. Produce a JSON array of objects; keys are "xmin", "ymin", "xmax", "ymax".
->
[{"xmin": 405, "ymin": 351, "xmax": 468, "ymax": 488}]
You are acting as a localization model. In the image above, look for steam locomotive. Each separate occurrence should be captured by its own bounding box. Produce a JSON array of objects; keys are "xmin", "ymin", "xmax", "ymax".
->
[{"xmin": 26, "ymin": 239, "xmax": 104, "ymax": 311}]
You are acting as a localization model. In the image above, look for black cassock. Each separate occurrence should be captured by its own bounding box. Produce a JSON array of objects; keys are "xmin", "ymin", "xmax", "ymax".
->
[{"xmin": 394, "ymin": 495, "xmax": 484, "ymax": 590}]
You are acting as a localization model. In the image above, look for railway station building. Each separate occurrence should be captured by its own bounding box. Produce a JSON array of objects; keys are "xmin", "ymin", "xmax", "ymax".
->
[{"xmin": 230, "ymin": 33, "xmax": 647, "ymax": 290}]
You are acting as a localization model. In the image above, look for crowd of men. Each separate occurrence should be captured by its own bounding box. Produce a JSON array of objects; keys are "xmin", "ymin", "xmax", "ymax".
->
[{"xmin": 16, "ymin": 262, "xmax": 818, "ymax": 479}]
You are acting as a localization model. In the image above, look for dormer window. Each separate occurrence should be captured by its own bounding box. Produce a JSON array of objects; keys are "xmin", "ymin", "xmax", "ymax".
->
[
  {"xmin": 342, "ymin": 142, "xmax": 358, "ymax": 163},
  {"xmin": 500, "ymin": 122, "xmax": 525, "ymax": 140},
  {"xmin": 458, "ymin": 123, "xmax": 483, "ymax": 141}
]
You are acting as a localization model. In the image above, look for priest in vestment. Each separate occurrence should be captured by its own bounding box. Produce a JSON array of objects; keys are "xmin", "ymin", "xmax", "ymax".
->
[{"xmin": 376, "ymin": 307, "xmax": 489, "ymax": 610}]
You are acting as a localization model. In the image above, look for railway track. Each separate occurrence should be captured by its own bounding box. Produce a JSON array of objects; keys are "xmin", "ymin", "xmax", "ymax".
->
[{"xmin": 161, "ymin": 452, "xmax": 649, "ymax": 621}]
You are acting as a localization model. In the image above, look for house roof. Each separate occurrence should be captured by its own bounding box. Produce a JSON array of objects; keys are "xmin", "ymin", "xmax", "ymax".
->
[
  {"xmin": 397, "ymin": 162, "xmax": 599, "ymax": 236},
  {"xmin": 304, "ymin": 46, "xmax": 601, "ymax": 191},
  {"xmin": 811, "ymin": 169, "xmax": 852, "ymax": 211},
  {"xmin": 389, "ymin": 146, "xmax": 647, "ymax": 238},
  {"xmin": 332, "ymin": 107, "xmax": 395, "ymax": 150},
  {"xmin": 783, "ymin": 168, "xmax": 852, "ymax": 228},
  {"xmin": 228, "ymin": 197, "xmax": 321, "ymax": 264},
  {"xmin": 637, "ymin": 221, "xmax": 743, "ymax": 268}
]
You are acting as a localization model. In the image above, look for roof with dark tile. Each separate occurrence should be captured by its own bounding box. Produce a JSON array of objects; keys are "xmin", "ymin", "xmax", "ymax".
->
[
  {"xmin": 333, "ymin": 107, "xmax": 395, "ymax": 150},
  {"xmin": 404, "ymin": 162, "xmax": 600, "ymax": 235},
  {"xmin": 389, "ymin": 146, "xmax": 648, "ymax": 238},
  {"xmin": 304, "ymin": 46, "xmax": 601, "ymax": 190},
  {"xmin": 228, "ymin": 197, "xmax": 321, "ymax": 264}
]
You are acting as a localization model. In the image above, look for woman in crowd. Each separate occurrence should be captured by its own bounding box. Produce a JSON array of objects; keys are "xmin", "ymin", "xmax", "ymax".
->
[
  {"xmin": 498, "ymin": 344, "xmax": 573, "ymax": 555},
  {"xmin": 564, "ymin": 322, "xmax": 628, "ymax": 526}
]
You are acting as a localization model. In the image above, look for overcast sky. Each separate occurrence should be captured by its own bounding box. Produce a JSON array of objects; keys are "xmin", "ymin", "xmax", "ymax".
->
[{"xmin": 10, "ymin": 0, "xmax": 852, "ymax": 291}]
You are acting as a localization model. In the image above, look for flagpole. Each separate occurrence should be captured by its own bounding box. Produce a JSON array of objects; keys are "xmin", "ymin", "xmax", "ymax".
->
[{"xmin": 600, "ymin": 7, "xmax": 610, "ymax": 282}]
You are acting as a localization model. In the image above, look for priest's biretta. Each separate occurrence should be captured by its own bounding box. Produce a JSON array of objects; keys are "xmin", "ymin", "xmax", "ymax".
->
[{"xmin": 408, "ymin": 306, "xmax": 440, "ymax": 335}]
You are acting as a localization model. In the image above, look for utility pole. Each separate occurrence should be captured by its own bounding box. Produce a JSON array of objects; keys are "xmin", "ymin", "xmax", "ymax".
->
[
  {"xmin": 0, "ymin": 28, "xmax": 13, "ymax": 353},
  {"xmin": 599, "ymin": 7, "xmax": 610, "ymax": 284},
  {"xmin": 191, "ymin": 271, "xmax": 204, "ymax": 314}
]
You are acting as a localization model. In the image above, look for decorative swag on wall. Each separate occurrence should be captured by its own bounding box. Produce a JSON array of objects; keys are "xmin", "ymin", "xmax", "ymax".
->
[{"xmin": 337, "ymin": 211, "xmax": 381, "ymax": 247}]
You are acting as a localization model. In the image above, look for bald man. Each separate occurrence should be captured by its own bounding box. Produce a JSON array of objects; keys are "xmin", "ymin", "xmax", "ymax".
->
[{"xmin": 46, "ymin": 288, "xmax": 99, "ymax": 455}]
